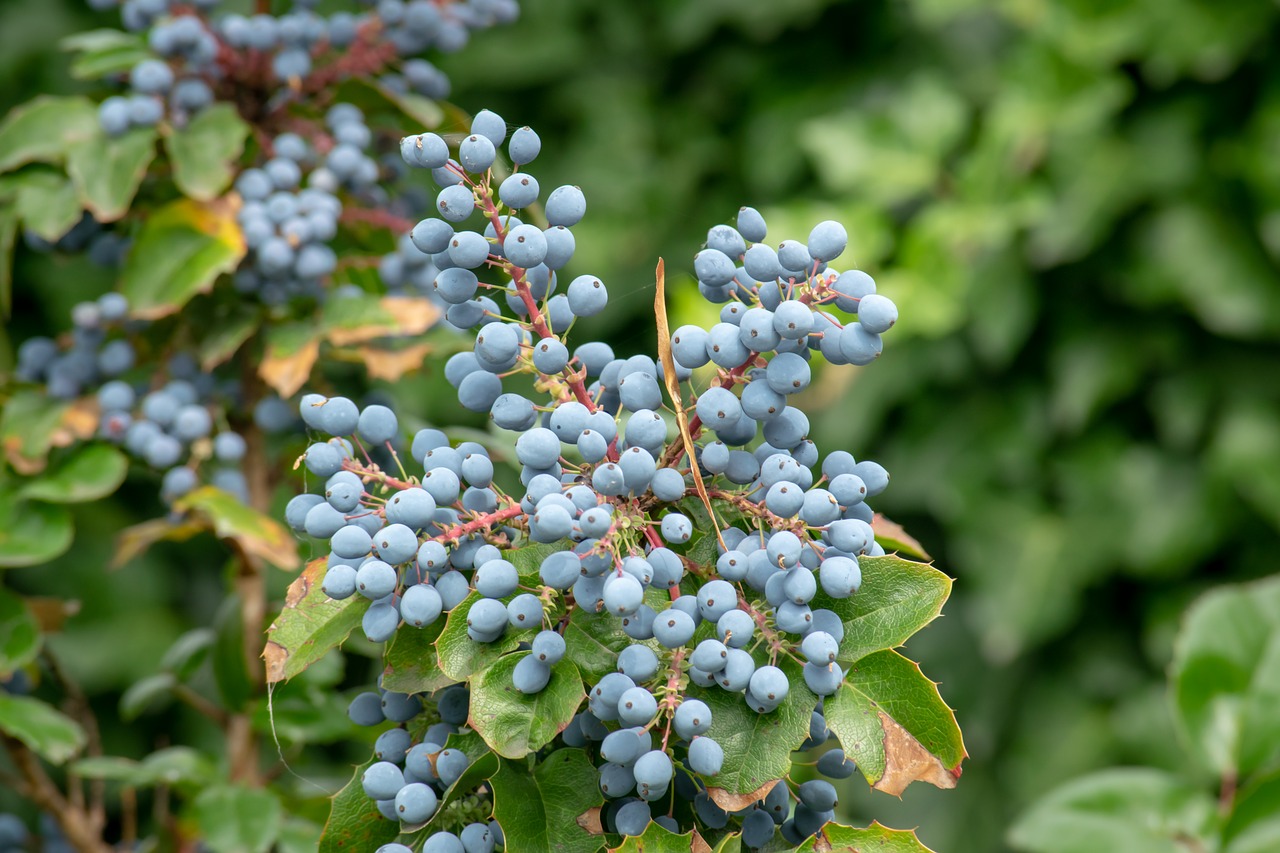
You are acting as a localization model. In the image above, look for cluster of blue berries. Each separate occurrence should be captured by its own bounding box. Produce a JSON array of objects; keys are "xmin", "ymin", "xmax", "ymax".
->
[
  {"xmin": 285, "ymin": 109, "xmax": 901, "ymax": 848},
  {"xmin": 89, "ymin": 0, "xmax": 518, "ymax": 136}
]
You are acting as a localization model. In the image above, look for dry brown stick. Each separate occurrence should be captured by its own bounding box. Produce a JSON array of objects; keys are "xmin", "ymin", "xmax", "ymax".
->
[{"xmin": 1, "ymin": 734, "xmax": 112, "ymax": 853}]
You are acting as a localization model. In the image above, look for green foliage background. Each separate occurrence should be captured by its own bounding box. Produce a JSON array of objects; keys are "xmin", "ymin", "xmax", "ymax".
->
[{"xmin": 4, "ymin": 0, "xmax": 1280, "ymax": 850}]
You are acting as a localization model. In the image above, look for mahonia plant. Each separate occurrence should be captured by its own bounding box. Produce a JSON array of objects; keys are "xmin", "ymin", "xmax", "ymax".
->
[
  {"xmin": 0, "ymin": 1, "xmax": 963, "ymax": 851},
  {"xmin": 270, "ymin": 110, "xmax": 965, "ymax": 852}
]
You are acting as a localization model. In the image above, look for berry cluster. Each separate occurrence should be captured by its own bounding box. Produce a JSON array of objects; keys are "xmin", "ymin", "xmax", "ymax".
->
[
  {"xmin": 285, "ymin": 109, "xmax": 901, "ymax": 847},
  {"xmin": 89, "ymin": 0, "xmax": 518, "ymax": 136},
  {"xmin": 15, "ymin": 294, "xmax": 295, "ymax": 506}
]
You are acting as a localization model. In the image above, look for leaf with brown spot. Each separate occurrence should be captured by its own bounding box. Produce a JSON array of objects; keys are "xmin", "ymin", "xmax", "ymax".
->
[
  {"xmin": 174, "ymin": 486, "xmax": 300, "ymax": 572},
  {"xmin": 323, "ymin": 295, "xmax": 439, "ymax": 347},
  {"xmin": 263, "ymin": 558, "xmax": 368, "ymax": 683},
  {"xmin": 576, "ymin": 808, "xmax": 603, "ymax": 835},
  {"xmin": 823, "ymin": 650, "xmax": 964, "ymax": 797},
  {"xmin": 608, "ymin": 823, "xmax": 713, "ymax": 853},
  {"xmin": 800, "ymin": 822, "xmax": 937, "ymax": 852},
  {"xmin": 111, "ymin": 518, "xmax": 206, "ymax": 568},
  {"xmin": 355, "ymin": 342, "xmax": 434, "ymax": 382},
  {"xmin": 871, "ymin": 514, "xmax": 931, "ymax": 561},
  {"xmin": 706, "ymin": 778, "xmax": 782, "ymax": 813},
  {"xmin": 0, "ymin": 391, "xmax": 72, "ymax": 474},
  {"xmin": 260, "ymin": 322, "xmax": 320, "ymax": 399}
]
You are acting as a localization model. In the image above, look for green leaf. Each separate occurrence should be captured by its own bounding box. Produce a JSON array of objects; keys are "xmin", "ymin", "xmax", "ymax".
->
[
  {"xmin": 564, "ymin": 606, "xmax": 644, "ymax": 684},
  {"xmin": 0, "ymin": 390, "xmax": 70, "ymax": 474},
  {"xmin": 0, "ymin": 494, "xmax": 73, "ymax": 568},
  {"xmin": 318, "ymin": 758, "xmax": 399, "ymax": 853},
  {"xmin": 823, "ymin": 649, "xmax": 964, "ymax": 796},
  {"xmin": 0, "ymin": 588, "xmax": 41, "ymax": 675},
  {"xmin": 795, "ymin": 822, "xmax": 938, "ymax": 853},
  {"xmin": 506, "ymin": 541, "xmax": 573, "ymax": 575},
  {"xmin": 1171, "ymin": 575, "xmax": 1280, "ymax": 779},
  {"xmin": 10, "ymin": 169, "xmax": 82, "ymax": 242},
  {"xmin": 66, "ymin": 30, "xmax": 152, "ymax": 81},
  {"xmin": 686, "ymin": 658, "xmax": 816, "ymax": 809},
  {"xmin": 175, "ymin": 486, "xmax": 300, "ymax": 571},
  {"xmin": 191, "ymin": 784, "xmax": 283, "ymax": 853},
  {"xmin": 381, "ymin": 617, "xmax": 452, "ymax": 694},
  {"xmin": 490, "ymin": 748, "xmax": 604, "ymax": 853},
  {"xmin": 1225, "ymin": 771, "xmax": 1280, "ymax": 853},
  {"xmin": 161, "ymin": 628, "xmax": 216, "ymax": 682},
  {"xmin": 369, "ymin": 80, "xmax": 444, "ymax": 129},
  {"xmin": 120, "ymin": 672, "xmax": 176, "ymax": 720},
  {"xmin": 1008, "ymin": 768, "xmax": 1219, "ymax": 853},
  {"xmin": 164, "ymin": 104, "xmax": 250, "ymax": 202},
  {"xmin": 0, "ymin": 96, "xmax": 99, "ymax": 171},
  {"xmin": 212, "ymin": 593, "xmax": 252, "ymax": 711},
  {"xmin": 434, "ymin": 590, "xmax": 528, "ymax": 682},
  {"xmin": 264, "ymin": 558, "xmax": 369, "ymax": 684},
  {"xmin": 277, "ymin": 818, "xmax": 323, "ymax": 853},
  {"xmin": 119, "ymin": 198, "xmax": 246, "ymax": 318},
  {"xmin": 611, "ymin": 823, "xmax": 712, "ymax": 852},
  {"xmin": 198, "ymin": 305, "xmax": 262, "ymax": 371},
  {"xmin": 0, "ymin": 693, "xmax": 87, "ymax": 764},
  {"xmin": 468, "ymin": 653, "xmax": 584, "ymax": 759},
  {"xmin": 73, "ymin": 746, "xmax": 215, "ymax": 790},
  {"xmin": 19, "ymin": 445, "xmax": 128, "ymax": 504},
  {"xmin": 65, "ymin": 125, "xmax": 157, "ymax": 221},
  {"xmin": 816, "ymin": 554, "xmax": 952, "ymax": 665}
]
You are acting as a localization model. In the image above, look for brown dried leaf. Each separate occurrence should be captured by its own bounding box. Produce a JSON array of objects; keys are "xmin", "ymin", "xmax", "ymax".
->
[
  {"xmin": 690, "ymin": 830, "xmax": 711, "ymax": 853},
  {"xmin": 576, "ymin": 807, "xmax": 604, "ymax": 836},
  {"xmin": 873, "ymin": 709, "xmax": 961, "ymax": 796},
  {"xmin": 25, "ymin": 597, "xmax": 81, "ymax": 632},
  {"xmin": 260, "ymin": 335, "xmax": 319, "ymax": 399},
  {"xmin": 357, "ymin": 342, "xmax": 433, "ymax": 382},
  {"xmin": 706, "ymin": 778, "xmax": 781, "ymax": 812},
  {"xmin": 653, "ymin": 259, "xmax": 723, "ymax": 550}
]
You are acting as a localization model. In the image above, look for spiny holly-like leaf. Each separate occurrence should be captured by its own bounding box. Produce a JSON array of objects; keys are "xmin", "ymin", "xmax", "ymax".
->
[
  {"xmin": 434, "ymin": 591, "xmax": 531, "ymax": 683},
  {"xmin": 1171, "ymin": 575, "xmax": 1280, "ymax": 779},
  {"xmin": 0, "ymin": 494, "xmax": 73, "ymax": 569},
  {"xmin": 9, "ymin": 168, "xmax": 82, "ymax": 242},
  {"xmin": 264, "ymin": 558, "xmax": 369, "ymax": 684},
  {"xmin": 0, "ymin": 693, "xmax": 87, "ymax": 764},
  {"xmin": 191, "ymin": 784, "xmax": 283, "ymax": 853},
  {"xmin": 1008, "ymin": 769, "xmax": 1218, "ymax": 853},
  {"xmin": 816, "ymin": 554, "xmax": 951, "ymax": 665},
  {"xmin": 19, "ymin": 445, "xmax": 128, "ymax": 504},
  {"xmin": 119, "ymin": 197, "xmax": 246, "ymax": 318},
  {"xmin": 381, "ymin": 616, "xmax": 451, "ymax": 695},
  {"xmin": 796, "ymin": 822, "xmax": 938, "ymax": 852},
  {"xmin": 72, "ymin": 746, "xmax": 215, "ymax": 790},
  {"xmin": 260, "ymin": 322, "xmax": 321, "ymax": 398},
  {"xmin": 823, "ymin": 649, "xmax": 964, "ymax": 796},
  {"xmin": 610, "ymin": 823, "xmax": 712, "ymax": 853},
  {"xmin": 687, "ymin": 658, "xmax": 817, "ymax": 808},
  {"xmin": 164, "ymin": 104, "xmax": 250, "ymax": 202},
  {"xmin": 564, "ymin": 606, "xmax": 653, "ymax": 684},
  {"xmin": 66, "ymin": 125, "xmax": 157, "ymax": 221},
  {"xmin": 0, "ymin": 96, "xmax": 99, "ymax": 171},
  {"xmin": 468, "ymin": 653, "xmax": 584, "ymax": 759},
  {"xmin": 175, "ymin": 486, "xmax": 300, "ymax": 571},
  {"xmin": 490, "ymin": 748, "xmax": 604, "ymax": 853},
  {"xmin": 318, "ymin": 758, "xmax": 400, "ymax": 853},
  {"xmin": 870, "ymin": 514, "xmax": 932, "ymax": 561},
  {"xmin": 0, "ymin": 588, "xmax": 41, "ymax": 675}
]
